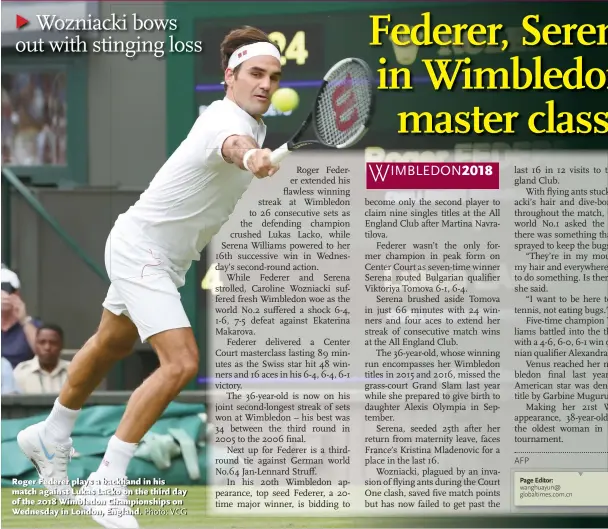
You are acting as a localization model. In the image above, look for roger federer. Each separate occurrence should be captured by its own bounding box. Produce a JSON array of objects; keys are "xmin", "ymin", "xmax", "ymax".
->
[{"xmin": 17, "ymin": 26, "xmax": 282, "ymax": 529}]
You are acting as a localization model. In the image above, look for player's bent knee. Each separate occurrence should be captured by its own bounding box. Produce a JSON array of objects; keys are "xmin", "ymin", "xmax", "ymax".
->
[
  {"xmin": 182, "ymin": 355, "xmax": 199, "ymax": 379},
  {"xmin": 162, "ymin": 356, "xmax": 199, "ymax": 386},
  {"xmin": 149, "ymin": 327, "xmax": 199, "ymax": 385}
]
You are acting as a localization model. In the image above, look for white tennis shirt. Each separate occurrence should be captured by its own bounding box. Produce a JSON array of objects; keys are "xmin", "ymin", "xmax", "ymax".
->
[{"xmin": 114, "ymin": 97, "xmax": 266, "ymax": 270}]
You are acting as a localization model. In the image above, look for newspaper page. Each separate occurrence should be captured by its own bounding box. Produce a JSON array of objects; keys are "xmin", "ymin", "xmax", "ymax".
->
[
  {"xmin": 206, "ymin": 149, "xmax": 608, "ymax": 516},
  {"xmin": 2, "ymin": 1, "xmax": 607, "ymax": 529}
]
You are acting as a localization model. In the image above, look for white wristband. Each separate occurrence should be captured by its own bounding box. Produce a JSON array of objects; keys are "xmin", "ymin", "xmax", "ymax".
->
[{"xmin": 242, "ymin": 149, "xmax": 257, "ymax": 173}]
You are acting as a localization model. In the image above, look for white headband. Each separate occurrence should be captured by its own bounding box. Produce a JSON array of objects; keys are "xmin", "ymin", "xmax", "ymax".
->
[{"xmin": 227, "ymin": 42, "xmax": 281, "ymax": 71}]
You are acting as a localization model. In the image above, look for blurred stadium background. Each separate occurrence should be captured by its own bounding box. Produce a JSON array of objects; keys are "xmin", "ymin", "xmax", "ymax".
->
[{"xmin": 1, "ymin": 1, "xmax": 605, "ymax": 527}]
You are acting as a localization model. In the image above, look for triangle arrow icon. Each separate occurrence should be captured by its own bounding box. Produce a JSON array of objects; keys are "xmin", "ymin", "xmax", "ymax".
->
[{"xmin": 16, "ymin": 15, "xmax": 29, "ymax": 30}]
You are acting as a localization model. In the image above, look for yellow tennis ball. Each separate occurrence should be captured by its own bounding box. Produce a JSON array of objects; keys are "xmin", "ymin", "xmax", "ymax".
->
[{"xmin": 272, "ymin": 88, "xmax": 299, "ymax": 112}]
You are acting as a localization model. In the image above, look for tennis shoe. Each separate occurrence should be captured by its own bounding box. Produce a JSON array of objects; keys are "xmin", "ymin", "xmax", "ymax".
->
[{"xmin": 17, "ymin": 421, "xmax": 75, "ymax": 500}]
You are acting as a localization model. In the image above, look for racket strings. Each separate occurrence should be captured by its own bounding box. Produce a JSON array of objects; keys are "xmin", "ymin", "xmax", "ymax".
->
[{"xmin": 315, "ymin": 62, "xmax": 373, "ymax": 148}]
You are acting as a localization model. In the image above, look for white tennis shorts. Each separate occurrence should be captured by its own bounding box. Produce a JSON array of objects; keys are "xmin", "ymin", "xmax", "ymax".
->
[{"xmin": 102, "ymin": 228, "xmax": 191, "ymax": 342}]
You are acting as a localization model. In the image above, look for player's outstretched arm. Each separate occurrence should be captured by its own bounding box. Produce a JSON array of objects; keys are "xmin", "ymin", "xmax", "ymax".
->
[
  {"xmin": 221, "ymin": 135, "xmax": 279, "ymax": 178},
  {"xmin": 221, "ymin": 135, "xmax": 259, "ymax": 169}
]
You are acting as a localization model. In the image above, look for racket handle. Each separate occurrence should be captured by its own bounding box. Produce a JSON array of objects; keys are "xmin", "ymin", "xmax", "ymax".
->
[{"xmin": 270, "ymin": 143, "xmax": 291, "ymax": 165}]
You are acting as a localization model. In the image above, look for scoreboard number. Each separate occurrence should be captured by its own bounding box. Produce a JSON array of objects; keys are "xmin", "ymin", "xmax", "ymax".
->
[{"xmin": 268, "ymin": 30, "xmax": 309, "ymax": 66}]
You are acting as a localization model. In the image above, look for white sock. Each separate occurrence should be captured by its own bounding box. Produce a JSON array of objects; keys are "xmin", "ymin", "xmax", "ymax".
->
[
  {"xmin": 44, "ymin": 399, "xmax": 80, "ymax": 443},
  {"xmin": 98, "ymin": 435, "xmax": 138, "ymax": 478}
]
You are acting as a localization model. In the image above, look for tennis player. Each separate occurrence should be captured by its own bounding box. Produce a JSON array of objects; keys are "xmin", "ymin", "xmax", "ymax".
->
[{"xmin": 17, "ymin": 26, "xmax": 282, "ymax": 529}]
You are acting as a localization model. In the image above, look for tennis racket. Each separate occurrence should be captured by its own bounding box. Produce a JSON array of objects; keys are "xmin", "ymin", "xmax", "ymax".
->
[{"xmin": 269, "ymin": 57, "xmax": 376, "ymax": 166}]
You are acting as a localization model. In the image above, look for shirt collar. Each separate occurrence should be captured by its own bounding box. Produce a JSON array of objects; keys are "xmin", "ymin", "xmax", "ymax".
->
[
  {"xmin": 29, "ymin": 356, "xmax": 68, "ymax": 376},
  {"xmin": 223, "ymin": 97, "xmax": 265, "ymax": 129}
]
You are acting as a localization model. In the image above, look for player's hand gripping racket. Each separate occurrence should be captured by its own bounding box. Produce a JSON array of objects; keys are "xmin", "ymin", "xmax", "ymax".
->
[{"xmin": 270, "ymin": 57, "xmax": 375, "ymax": 166}]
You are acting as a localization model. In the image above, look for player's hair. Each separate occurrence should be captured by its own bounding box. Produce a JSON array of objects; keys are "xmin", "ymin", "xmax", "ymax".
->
[{"xmin": 220, "ymin": 26, "xmax": 279, "ymax": 91}]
